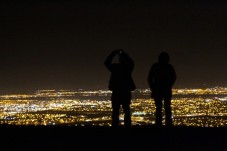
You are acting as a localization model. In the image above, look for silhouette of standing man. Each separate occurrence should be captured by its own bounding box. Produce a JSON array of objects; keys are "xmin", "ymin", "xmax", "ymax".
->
[
  {"xmin": 105, "ymin": 49, "xmax": 136, "ymax": 127},
  {"xmin": 148, "ymin": 52, "xmax": 176, "ymax": 126}
]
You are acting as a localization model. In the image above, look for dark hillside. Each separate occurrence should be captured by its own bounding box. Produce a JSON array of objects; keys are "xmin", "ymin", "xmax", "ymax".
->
[{"xmin": 1, "ymin": 125, "xmax": 227, "ymax": 151}]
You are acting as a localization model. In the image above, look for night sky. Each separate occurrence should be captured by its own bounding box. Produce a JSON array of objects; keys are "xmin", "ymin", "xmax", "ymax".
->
[{"xmin": 1, "ymin": 1, "xmax": 227, "ymax": 93}]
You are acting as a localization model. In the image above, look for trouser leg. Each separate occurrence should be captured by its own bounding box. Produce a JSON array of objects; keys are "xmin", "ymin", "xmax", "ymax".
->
[
  {"xmin": 122, "ymin": 103, "xmax": 131, "ymax": 127},
  {"xmin": 164, "ymin": 98, "xmax": 172, "ymax": 126},
  {"xmin": 112, "ymin": 101, "xmax": 120, "ymax": 127},
  {"xmin": 155, "ymin": 98, "xmax": 162, "ymax": 126}
]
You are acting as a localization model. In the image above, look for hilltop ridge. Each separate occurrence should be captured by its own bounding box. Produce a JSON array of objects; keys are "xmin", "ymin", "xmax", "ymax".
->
[{"xmin": 1, "ymin": 125, "xmax": 227, "ymax": 151}]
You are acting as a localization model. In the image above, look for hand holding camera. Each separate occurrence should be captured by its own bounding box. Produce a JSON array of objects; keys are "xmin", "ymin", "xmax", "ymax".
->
[{"xmin": 113, "ymin": 49, "xmax": 123, "ymax": 55}]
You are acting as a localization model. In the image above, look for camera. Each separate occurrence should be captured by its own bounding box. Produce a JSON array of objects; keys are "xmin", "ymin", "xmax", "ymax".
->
[
  {"xmin": 118, "ymin": 49, "xmax": 123, "ymax": 54},
  {"xmin": 113, "ymin": 49, "xmax": 123, "ymax": 55}
]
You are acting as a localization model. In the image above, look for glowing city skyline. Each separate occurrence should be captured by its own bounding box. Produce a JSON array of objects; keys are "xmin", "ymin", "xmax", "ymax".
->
[{"xmin": 0, "ymin": 87, "xmax": 227, "ymax": 127}]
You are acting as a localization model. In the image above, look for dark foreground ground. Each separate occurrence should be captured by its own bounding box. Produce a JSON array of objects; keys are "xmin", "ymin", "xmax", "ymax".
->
[{"xmin": 1, "ymin": 125, "xmax": 227, "ymax": 151}]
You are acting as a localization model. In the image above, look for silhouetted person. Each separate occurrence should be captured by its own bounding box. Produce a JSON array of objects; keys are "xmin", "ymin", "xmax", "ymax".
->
[
  {"xmin": 148, "ymin": 52, "xmax": 176, "ymax": 126},
  {"xmin": 105, "ymin": 49, "xmax": 136, "ymax": 127}
]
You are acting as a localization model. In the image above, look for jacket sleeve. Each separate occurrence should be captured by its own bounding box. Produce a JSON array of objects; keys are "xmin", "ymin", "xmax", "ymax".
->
[
  {"xmin": 170, "ymin": 65, "xmax": 177, "ymax": 87},
  {"xmin": 147, "ymin": 64, "xmax": 156, "ymax": 90},
  {"xmin": 104, "ymin": 52, "xmax": 115, "ymax": 71}
]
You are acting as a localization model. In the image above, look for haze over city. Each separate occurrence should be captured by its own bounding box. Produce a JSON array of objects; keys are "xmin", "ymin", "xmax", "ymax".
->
[{"xmin": 1, "ymin": 1, "xmax": 227, "ymax": 93}]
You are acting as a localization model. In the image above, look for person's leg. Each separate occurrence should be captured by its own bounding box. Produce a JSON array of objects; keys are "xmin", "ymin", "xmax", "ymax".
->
[
  {"xmin": 164, "ymin": 96, "xmax": 172, "ymax": 126},
  {"xmin": 122, "ymin": 103, "xmax": 131, "ymax": 127},
  {"xmin": 120, "ymin": 92, "xmax": 132, "ymax": 127},
  {"xmin": 154, "ymin": 97, "xmax": 162, "ymax": 126},
  {"xmin": 111, "ymin": 93, "xmax": 120, "ymax": 127}
]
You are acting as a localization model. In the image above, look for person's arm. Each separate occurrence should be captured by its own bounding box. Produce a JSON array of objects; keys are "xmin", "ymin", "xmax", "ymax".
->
[
  {"xmin": 147, "ymin": 64, "xmax": 156, "ymax": 90},
  {"xmin": 104, "ymin": 50, "xmax": 118, "ymax": 71},
  {"xmin": 170, "ymin": 65, "xmax": 177, "ymax": 87}
]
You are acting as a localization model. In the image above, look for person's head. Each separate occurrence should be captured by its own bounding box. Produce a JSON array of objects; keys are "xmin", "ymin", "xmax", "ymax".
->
[
  {"xmin": 117, "ymin": 49, "xmax": 126, "ymax": 64},
  {"xmin": 112, "ymin": 49, "xmax": 125, "ymax": 64},
  {"xmin": 158, "ymin": 52, "xmax": 169, "ymax": 64},
  {"xmin": 119, "ymin": 56, "xmax": 125, "ymax": 64}
]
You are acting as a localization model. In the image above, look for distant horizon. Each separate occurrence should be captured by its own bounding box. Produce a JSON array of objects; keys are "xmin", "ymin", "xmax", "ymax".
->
[{"xmin": 0, "ymin": 85, "xmax": 227, "ymax": 94}]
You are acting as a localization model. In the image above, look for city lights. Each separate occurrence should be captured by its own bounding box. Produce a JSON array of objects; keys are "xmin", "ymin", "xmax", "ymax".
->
[{"xmin": 0, "ymin": 87, "xmax": 227, "ymax": 127}]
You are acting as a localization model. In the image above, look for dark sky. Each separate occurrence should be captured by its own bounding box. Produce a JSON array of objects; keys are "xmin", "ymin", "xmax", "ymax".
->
[{"xmin": 1, "ymin": 1, "xmax": 227, "ymax": 93}]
